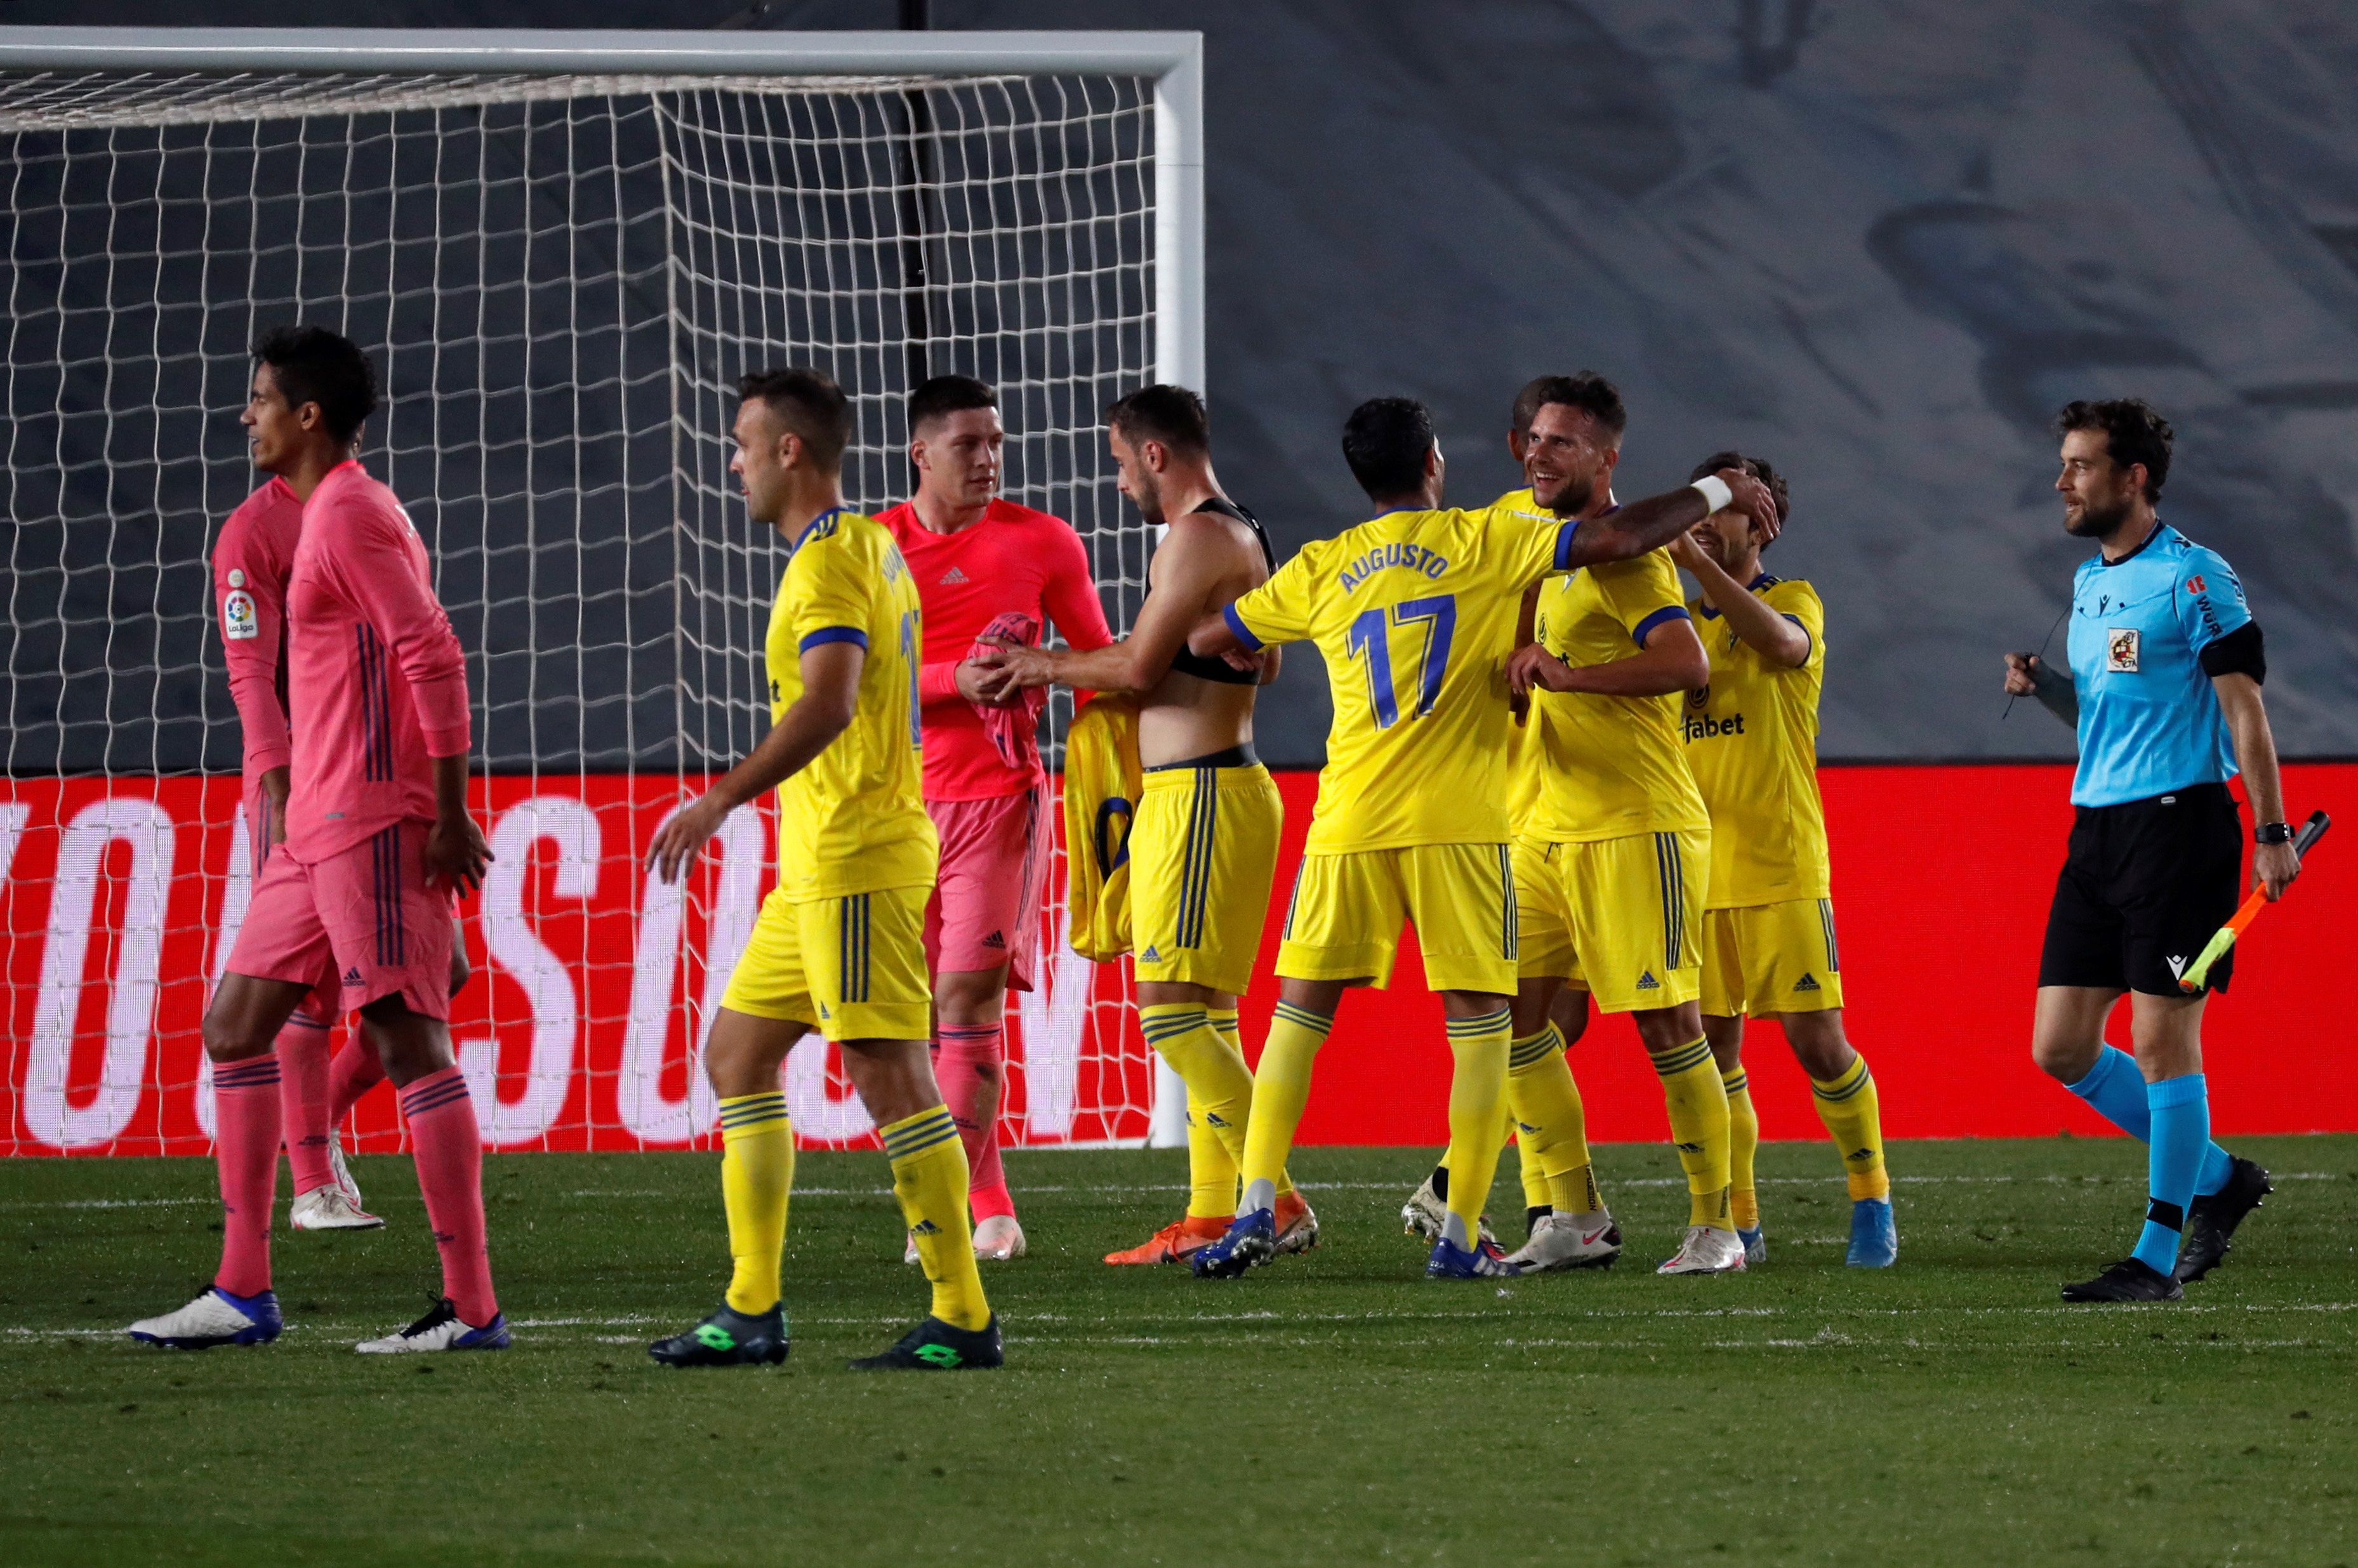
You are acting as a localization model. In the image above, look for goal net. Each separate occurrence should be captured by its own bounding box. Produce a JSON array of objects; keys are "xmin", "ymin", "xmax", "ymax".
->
[{"xmin": 0, "ymin": 32, "xmax": 1199, "ymax": 1156}]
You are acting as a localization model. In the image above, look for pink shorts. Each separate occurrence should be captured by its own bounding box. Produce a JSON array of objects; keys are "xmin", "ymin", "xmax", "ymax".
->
[
  {"xmin": 226, "ymin": 820, "xmax": 453, "ymax": 1022},
  {"xmin": 924, "ymin": 787, "xmax": 1050, "ymax": 992},
  {"xmin": 243, "ymin": 777, "xmax": 340, "ymax": 1029}
]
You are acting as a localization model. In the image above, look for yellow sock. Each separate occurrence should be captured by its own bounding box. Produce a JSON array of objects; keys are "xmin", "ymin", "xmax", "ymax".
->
[
  {"xmin": 718, "ymin": 1091, "xmax": 793, "ymax": 1315},
  {"xmin": 1440, "ymin": 1006, "xmax": 1513, "ymax": 1247},
  {"xmin": 1183, "ymin": 1090, "xmax": 1238, "ymax": 1219},
  {"xmin": 1811, "ymin": 1052, "xmax": 1890, "ymax": 1201},
  {"xmin": 1648, "ymin": 1036, "xmax": 1733, "ymax": 1230},
  {"xmin": 1506, "ymin": 1024, "xmax": 1602, "ymax": 1215},
  {"xmin": 1722, "ymin": 1060, "xmax": 1759, "ymax": 1232},
  {"xmin": 1212, "ymin": 1008, "xmax": 1295, "ymax": 1199},
  {"xmin": 1144, "ymin": 1003, "xmax": 1259, "ymax": 1218},
  {"xmin": 1237, "ymin": 1000, "xmax": 1328, "ymax": 1215},
  {"xmin": 880, "ymin": 1105, "xmax": 990, "ymax": 1331}
]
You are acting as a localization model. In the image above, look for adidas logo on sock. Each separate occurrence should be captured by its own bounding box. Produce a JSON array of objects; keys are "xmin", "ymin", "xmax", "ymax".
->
[
  {"xmin": 1794, "ymin": 973, "xmax": 1821, "ymax": 992},
  {"xmin": 342, "ymin": 967, "xmax": 364, "ymax": 985},
  {"xmin": 910, "ymin": 1219, "xmax": 942, "ymax": 1235},
  {"xmin": 1635, "ymin": 971, "xmax": 1660, "ymax": 991},
  {"xmin": 981, "ymin": 930, "xmax": 1005, "ymax": 948},
  {"xmin": 939, "ymin": 567, "xmax": 969, "ymax": 585},
  {"xmin": 1205, "ymin": 1112, "xmax": 1231, "ymax": 1128}
]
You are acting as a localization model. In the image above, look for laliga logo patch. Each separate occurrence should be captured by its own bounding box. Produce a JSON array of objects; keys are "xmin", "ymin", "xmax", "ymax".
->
[
  {"xmin": 2105, "ymin": 628, "xmax": 2140, "ymax": 673},
  {"xmin": 222, "ymin": 588, "xmax": 259, "ymax": 640},
  {"xmin": 2186, "ymin": 574, "xmax": 2206, "ymax": 595}
]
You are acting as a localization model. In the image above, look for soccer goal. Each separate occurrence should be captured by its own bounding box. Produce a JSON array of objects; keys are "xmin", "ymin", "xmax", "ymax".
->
[{"xmin": 0, "ymin": 27, "xmax": 1200, "ymax": 1156}]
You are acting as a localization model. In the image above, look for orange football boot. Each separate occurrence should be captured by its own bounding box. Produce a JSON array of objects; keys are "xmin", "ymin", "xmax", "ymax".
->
[
  {"xmin": 1273, "ymin": 1189, "xmax": 1321, "ymax": 1256},
  {"xmin": 1104, "ymin": 1213, "xmax": 1231, "ymax": 1265}
]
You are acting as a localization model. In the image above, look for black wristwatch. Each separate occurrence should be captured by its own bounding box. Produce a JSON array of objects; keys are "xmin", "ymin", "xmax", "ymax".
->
[{"xmin": 2255, "ymin": 821, "xmax": 2295, "ymax": 846}]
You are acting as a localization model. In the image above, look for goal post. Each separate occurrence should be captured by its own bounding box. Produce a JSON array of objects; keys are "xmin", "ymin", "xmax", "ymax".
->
[{"xmin": 0, "ymin": 27, "xmax": 1200, "ymax": 1155}]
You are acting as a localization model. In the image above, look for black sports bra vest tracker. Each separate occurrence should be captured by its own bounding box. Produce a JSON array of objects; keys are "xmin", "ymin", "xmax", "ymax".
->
[{"xmin": 1167, "ymin": 496, "xmax": 1280, "ymax": 685}]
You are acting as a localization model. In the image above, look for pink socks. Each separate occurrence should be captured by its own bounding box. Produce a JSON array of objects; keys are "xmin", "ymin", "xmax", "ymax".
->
[
  {"xmin": 397, "ymin": 1067, "xmax": 498, "ymax": 1324},
  {"xmin": 276, "ymin": 1019, "xmax": 336, "ymax": 1195},
  {"xmin": 211, "ymin": 1055, "xmax": 283, "ymax": 1297},
  {"xmin": 936, "ymin": 1022, "xmax": 1015, "ymax": 1222},
  {"xmin": 330, "ymin": 1033, "xmax": 387, "ymax": 1128}
]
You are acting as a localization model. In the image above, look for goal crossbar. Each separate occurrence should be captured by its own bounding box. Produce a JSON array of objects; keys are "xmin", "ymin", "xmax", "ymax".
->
[{"xmin": 0, "ymin": 25, "xmax": 1205, "ymax": 390}]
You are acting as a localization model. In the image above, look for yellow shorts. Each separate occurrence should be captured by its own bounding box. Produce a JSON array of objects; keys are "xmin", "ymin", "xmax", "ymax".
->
[
  {"xmin": 1277, "ymin": 843, "xmax": 1517, "ymax": 996},
  {"xmin": 1130, "ymin": 761, "xmax": 1283, "ymax": 997},
  {"xmin": 719, "ymin": 883, "xmax": 932, "ymax": 1043},
  {"xmin": 1514, "ymin": 827, "xmax": 1708, "ymax": 1014},
  {"xmin": 1701, "ymin": 897, "xmax": 1845, "ymax": 1017}
]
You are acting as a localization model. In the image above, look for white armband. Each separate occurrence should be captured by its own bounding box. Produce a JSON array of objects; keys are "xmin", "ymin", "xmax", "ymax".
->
[{"xmin": 1690, "ymin": 475, "xmax": 1733, "ymax": 514}]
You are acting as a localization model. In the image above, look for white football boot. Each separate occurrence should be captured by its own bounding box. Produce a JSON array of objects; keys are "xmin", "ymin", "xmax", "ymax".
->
[
  {"xmin": 289, "ymin": 1184, "xmax": 384, "ymax": 1231},
  {"xmin": 972, "ymin": 1213, "xmax": 1027, "ymax": 1261},
  {"xmin": 328, "ymin": 1131, "xmax": 368, "ymax": 1211},
  {"xmin": 1656, "ymin": 1224, "xmax": 1748, "ymax": 1275},
  {"xmin": 127, "ymin": 1286, "xmax": 281, "ymax": 1348},
  {"xmin": 1503, "ymin": 1210, "xmax": 1623, "ymax": 1272},
  {"xmin": 355, "ymin": 1297, "xmax": 509, "ymax": 1353},
  {"xmin": 1400, "ymin": 1173, "xmax": 1496, "ymax": 1247}
]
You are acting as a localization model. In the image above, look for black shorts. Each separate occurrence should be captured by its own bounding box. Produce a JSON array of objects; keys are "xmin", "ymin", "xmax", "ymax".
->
[{"xmin": 2038, "ymin": 782, "xmax": 2243, "ymax": 998}]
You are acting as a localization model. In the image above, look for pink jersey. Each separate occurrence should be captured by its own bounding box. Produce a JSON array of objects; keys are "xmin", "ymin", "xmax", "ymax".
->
[
  {"xmin": 281, "ymin": 460, "xmax": 472, "ymax": 864},
  {"xmin": 212, "ymin": 477, "xmax": 304, "ymax": 784},
  {"xmin": 878, "ymin": 496, "xmax": 1114, "ymax": 801}
]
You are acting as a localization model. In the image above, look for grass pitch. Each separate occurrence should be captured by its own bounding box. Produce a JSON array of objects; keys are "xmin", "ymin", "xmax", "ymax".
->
[{"xmin": 4, "ymin": 1136, "xmax": 2355, "ymax": 1565}]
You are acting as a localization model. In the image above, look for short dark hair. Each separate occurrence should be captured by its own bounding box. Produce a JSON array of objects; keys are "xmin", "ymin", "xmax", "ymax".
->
[
  {"xmin": 2055, "ymin": 399, "xmax": 2172, "ymax": 501},
  {"xmin": 1340, "ymin": 397, "xmax": 1435, "ymax": 499},
  {"xmin": 1526, "ymin": 371, "xmax": 1627, "ymax": 440},
  {"xmin": 253, "ymin": 326, "xmax": 378, "ymax": 444},
  {"xmin": 739, "ymin": 367, "xmax": 852, "ymax": 471},
  {"xmin": 1509, "ymin": 376, "xmax": 1554, "ymax": 438},
  {"xmin": 1689, "ymin": 449, "xmax": 1791, "ymax": 525},
  {"xmin": 1106, "ymin": 383, "xmax": 1210, "ymax": 456},
  {"xmin": 909, "ymin": 373, "xmax": 996, "ymax": 433}
]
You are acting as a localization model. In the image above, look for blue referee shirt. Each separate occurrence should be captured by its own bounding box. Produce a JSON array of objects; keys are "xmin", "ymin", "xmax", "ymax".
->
[{"xmin": 2065, "ymin": 522, "xmax": 2250, "ymax": 808}]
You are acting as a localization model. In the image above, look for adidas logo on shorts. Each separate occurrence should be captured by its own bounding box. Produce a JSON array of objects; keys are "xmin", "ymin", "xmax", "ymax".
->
[
  {"xmin": 940, "ymin": 567, "xmax": 969, "ymax": 585},
  {"xmin": 982, "ymin": 930, "xmax": 1005, "ymax": 949},
  {"xmin": 1794, "ymin": 973, "xmax": 1821, "ymax": 992},
  {"xmin": 1141, "ymin": 944, "xmax": 1162, "ymax": 961},
  {"xmin": 342, "ymin": 967, "xmax": 363, "ymax": 985},
  {"xmin": 1635, "ymin": 971, "xmax": 1660, "ymax": 991}
]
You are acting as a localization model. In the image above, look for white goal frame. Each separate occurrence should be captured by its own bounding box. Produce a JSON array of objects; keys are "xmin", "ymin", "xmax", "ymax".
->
[{"xmin": 0, "ymin": 25, "xmax": 1203, "ymax": 1150}]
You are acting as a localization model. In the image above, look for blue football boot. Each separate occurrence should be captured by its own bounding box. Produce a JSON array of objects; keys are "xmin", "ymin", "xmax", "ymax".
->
[
  {"xmin": 1846, "ymin": 1197, "xmax": 1898, "ymax": 1268},
  {"xmin": 1191, "ymin": 1207, "xmax": 1277, "ymax": 1279}
]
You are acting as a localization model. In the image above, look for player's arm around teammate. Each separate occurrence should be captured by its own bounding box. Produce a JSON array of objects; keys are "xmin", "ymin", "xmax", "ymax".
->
[
  {"xmin": 983, "ymin": 385, "xmax": 1309, "ymax": 1266},
  {"xmin": 2013, "ymin": 399, "xmax": 2292, "ymax": 1303},
  {"xmin": 1670, "ymin": 455, "xmax": 1895, "ymax": 1268},
  {"xmin": 646, "ymin": 370, "xmax": 998, "ymax": 1372}
]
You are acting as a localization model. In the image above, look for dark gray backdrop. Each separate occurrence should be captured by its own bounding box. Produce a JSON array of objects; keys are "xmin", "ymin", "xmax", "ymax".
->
[{"xmin": 10, "ymin": 0, "xmax": 2357, "ymax": 768}]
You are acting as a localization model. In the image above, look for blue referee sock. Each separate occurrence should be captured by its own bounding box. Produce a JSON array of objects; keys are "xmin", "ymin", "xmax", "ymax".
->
[
  {"xmin": 2132, "ymin": 1074, "xmax": 2211, "ymax": 1275},
  {"xmin": 2066, "ymin": 1046, "xmax": 2233, "ymax": 1197}
]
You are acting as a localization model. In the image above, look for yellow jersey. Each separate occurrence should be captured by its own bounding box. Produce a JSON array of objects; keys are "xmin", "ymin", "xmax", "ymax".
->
[
  {"xmin": 1059, "ymin": 694, "xmax": 1142, "ymax": 960},
  {"xmin": 1490, "ymin": 488, "xmax": 1550, "ymax": 834},
  {"xmin": 1683, "ymin": 574, "xmax": 1831, "ymax": 906},
  {"xmin": 1227, "ymin": 503, "xmax": 1577, "ymax": 854},
  {"xmin": 764, "ymin": 508, "xmax": 938, "ymax": 900},
  {"xmin": 1527, "ymin": 546, "xmax": 1709, "ymax": 842}
]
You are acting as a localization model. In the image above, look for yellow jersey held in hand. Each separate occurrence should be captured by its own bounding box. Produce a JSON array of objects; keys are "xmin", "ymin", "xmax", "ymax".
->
[
  {"xmin": 1226, "ymin": 502, "xmax": 1577, "ymax": 853},
  {"xmin": 1683, "ymin": 574, "xmax": 1832, "ymax": 906},
  {"xmin": 1527, "ymin": 545, "xmax": 1709, "ymax": 843},
  {"xmin": 763, "ymin": 508, "xmax": 938, "ymax": 900}
]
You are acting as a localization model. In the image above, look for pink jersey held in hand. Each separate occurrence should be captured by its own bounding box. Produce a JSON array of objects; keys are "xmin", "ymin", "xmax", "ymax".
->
[
  {"xmin": 877, "ymin": 496, "xmax": 1114, "ymax": 802},
  {"xmin": 281, "ymin": 459, "xmax": 472, "ymax": 865},
  {"xmin": 211, "ymin": 477, "xmax": 305, "ymax": 786}
]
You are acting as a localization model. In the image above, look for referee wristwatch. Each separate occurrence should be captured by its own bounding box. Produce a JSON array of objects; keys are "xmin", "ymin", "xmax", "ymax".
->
[{"xmin": 2255, "ymin": 820, "xmax": 2295, "ymax": 846}]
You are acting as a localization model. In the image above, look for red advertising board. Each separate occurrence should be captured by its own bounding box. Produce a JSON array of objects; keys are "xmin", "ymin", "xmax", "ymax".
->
[{"xmin": 6, "ymin": 763, "xmax": 2354, "ymax": 1156}]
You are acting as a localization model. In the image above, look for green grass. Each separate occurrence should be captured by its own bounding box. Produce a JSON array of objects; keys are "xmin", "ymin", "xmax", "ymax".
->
[{"xmin": 4, "ymin": 1137, "xmax": 2356, "ymax": 1565}]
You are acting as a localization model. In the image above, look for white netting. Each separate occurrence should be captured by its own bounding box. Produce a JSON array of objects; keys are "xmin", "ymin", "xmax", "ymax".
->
[{"xmin": 0, "ymin": 65, "xmax": 1161, "ymax": 1155}]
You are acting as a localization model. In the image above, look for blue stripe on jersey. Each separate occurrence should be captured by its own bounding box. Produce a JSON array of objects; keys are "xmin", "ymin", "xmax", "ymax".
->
[
  {"xmin": 1222, "ymin": 602, "xmax": 1265, "ymax": 652},
  {"xmin": 1552, "ymin": 520, "xmax": 1581, "ymax": 572},
  {"xmin": 798, "ymin": 625, "xmax": 868, "ymax": 652},
  {"xmin": 1630, "ymin": 605, "xmax": 1692, "ymax": 647}
]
